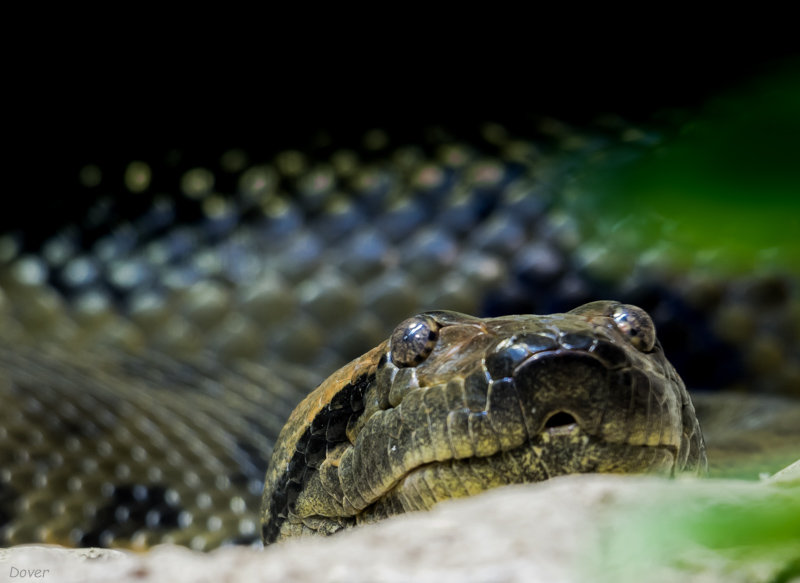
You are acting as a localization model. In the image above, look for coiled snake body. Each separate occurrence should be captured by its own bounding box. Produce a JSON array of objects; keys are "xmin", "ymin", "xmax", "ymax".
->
[
  {"xmin": 0, "ymin": 299, "xmax": 706, "ymax": 549},
  {"xmin": 0, "ymin": 118, "xmax": 795, "ymax": 551}
]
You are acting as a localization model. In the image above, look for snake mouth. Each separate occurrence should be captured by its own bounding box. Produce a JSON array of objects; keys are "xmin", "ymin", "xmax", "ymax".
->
[
  {"xmin": 522, "ymin": 421, "xmax": 680, "ymax": 480},
  {"xmin": 369, "ymin": 425, "xmax": 681, "ymax": 521}
]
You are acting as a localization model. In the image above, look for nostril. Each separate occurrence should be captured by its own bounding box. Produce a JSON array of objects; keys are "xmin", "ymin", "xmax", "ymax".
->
[{"xmin": 544, "ymin": 411, "xmax": 578, "ymax": 428}]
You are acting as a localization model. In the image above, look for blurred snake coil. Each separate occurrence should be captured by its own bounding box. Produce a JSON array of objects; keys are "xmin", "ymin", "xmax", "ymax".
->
[{"xmin": 0, "ymin": 113, "xmax": 799, "ymax": 551}]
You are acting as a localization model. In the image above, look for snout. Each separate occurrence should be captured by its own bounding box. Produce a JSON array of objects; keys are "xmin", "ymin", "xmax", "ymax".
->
[{"xmin": 490, "ymin": 330, "xmax": 683, "ymax": 457}]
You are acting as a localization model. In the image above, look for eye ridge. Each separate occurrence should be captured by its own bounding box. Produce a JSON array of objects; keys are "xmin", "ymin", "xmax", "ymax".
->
[{"xmin": 390, "ymin": 315, "xmax": 441, "ymax": 368}]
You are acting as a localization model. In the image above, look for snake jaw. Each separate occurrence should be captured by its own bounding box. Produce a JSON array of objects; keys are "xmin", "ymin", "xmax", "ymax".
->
[{"xmin": 261, "ymin": 302, "xmax": 707, "ymax": 545}]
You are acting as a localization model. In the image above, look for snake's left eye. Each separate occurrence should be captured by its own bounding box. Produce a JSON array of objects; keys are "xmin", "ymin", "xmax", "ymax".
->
[
  {"xmin": 390, "ymin": 315, "xmax": 440, "ymax": 367},
  {"xmin": 612, "ymin": 304, "xmax": 656, "ymax": 352}
]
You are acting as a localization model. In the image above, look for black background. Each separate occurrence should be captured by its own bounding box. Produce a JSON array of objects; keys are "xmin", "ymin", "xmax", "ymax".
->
[{"xmin": 7, "ymin": 25, "xmax": 798, "ymax": 239}]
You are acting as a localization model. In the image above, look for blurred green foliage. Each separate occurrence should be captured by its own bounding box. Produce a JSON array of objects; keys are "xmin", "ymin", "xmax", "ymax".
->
[
  {"xmin": 587, "ymin": 483, "xmax": 800, "ymax": 582},
  {"xmin": 582, "ymin": 59, "xmax": 800, "ymax": 274}
]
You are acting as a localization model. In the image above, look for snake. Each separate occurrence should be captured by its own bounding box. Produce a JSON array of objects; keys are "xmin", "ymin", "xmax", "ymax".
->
[
  {"xmin": 260, "ymin": 301, "xmax": 706, "ymax": 543},
  {"xmin": 0, "ymin": 117, "xmax": 797, "ymax": 551}
]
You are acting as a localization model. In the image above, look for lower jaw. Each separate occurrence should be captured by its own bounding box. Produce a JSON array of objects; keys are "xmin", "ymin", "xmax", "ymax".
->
[
  {"xmin": 283, "ymin": 431, "xmax": 676, "ymax": 538},
  {"xmin": 357, "ymin": 429, "xmax": 676, "ymax": 526}
]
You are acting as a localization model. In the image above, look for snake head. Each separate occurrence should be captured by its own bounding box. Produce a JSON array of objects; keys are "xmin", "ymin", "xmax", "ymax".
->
[{"xmin": 261, "ymin": 300, "xmax": 707, "ymax": 544}]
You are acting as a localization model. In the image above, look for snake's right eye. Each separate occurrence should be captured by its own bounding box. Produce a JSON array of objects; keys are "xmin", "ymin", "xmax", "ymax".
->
[
  {"xmin": 390, "ymin": 315, "xmax": 440, "ymax": 368},
  {"xmin": 612, "ymin": 304, "xmax": 656, "ymax": 352}
]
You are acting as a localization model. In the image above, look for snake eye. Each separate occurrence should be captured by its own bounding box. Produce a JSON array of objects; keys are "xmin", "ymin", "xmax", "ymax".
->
[
  {"xmin": 612, "ymin": 304, "xmax": 656, "ymax": 352},
  {"xmin": 390, "ymin": 315, "xmax": 440, "ymax": 368}
]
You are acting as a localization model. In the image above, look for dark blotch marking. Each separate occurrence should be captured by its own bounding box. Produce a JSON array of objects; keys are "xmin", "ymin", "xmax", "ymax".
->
[
  {"xmin": 0, "ymin": 483, "xmax": 20, "ymax": 545},
  {"xmin": 304, "ymin": 435, "xmax": 327, "ymax": 469},
  {"xmin": 311, "ymin": 414, "xmax": 327, "ymax": 436},
  {"xmin": 79, "ymin": 484, "xmax": 181, "ymax": 547},
  {"xmin": 286, "ymin": 454, "xmax": 306, "ymax": 483},
  {"xmin": 285, "ymin": 482, "xmax": 303, "ymax": 514},
  {"xmin": 262, "ymin": 372, "xmax": 373, "ymax": 545},
  {"xmin": 145, "ymin": 504, "xmax": 180, "ymax": 529},
  {"xmin": 350, "ymin": 382, "xmax": 365, "ymax": 412},
  {"xmin": 272, "ymin": 487, "xmax": 288, "ymax": 520},
  {"xmin": 295, "ymin": 431, "xmax": 311, "ymax": 454},
  {"xmin": 325, "ymin": 409, "xmax": 351, "ymax": 442}
]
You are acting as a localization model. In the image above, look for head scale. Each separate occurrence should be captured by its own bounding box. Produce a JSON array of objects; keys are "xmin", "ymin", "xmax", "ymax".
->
[{"xmin": 261, "ymin": 300, "xmax": 707, "ymax": 544}]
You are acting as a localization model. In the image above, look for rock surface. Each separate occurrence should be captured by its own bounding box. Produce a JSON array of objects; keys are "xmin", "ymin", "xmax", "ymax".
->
[
  {"xmin": 770, "ymin": 458, "xmax": 800, "ymax": 483},
  {"xmin": 2, "ymin": 472, "xmax": 798, "ymax": 583}
]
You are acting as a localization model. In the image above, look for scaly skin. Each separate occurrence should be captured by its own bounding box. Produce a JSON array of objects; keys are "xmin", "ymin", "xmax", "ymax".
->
[{"xmin": 261, "ymin": 301, "xmax": 707, "ymax": 544}]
